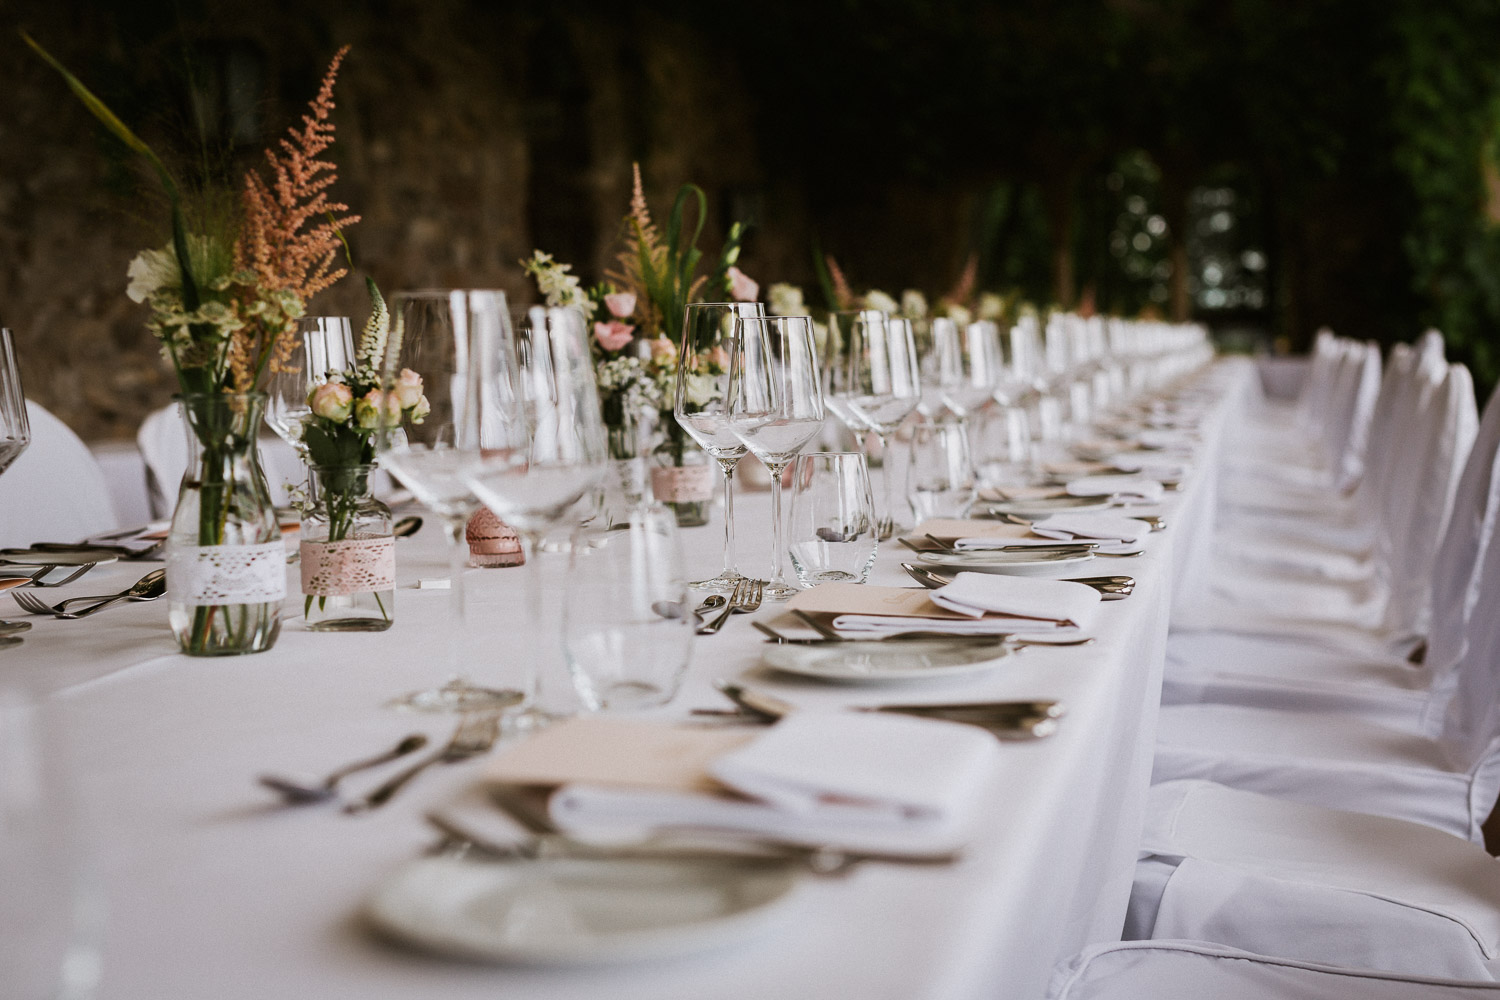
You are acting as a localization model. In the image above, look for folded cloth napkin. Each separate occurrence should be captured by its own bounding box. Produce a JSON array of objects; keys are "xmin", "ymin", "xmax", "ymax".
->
[
  {"xmin": 1066, "ymin": 474, "xmax": 1164, "ymax": 503},
  {"xmin": 915, "ymin": 519, "xmax": 1082, "ymax": 550},
  {"xmin": 548, "ymin": 712, "xmax": 1002, "ymax": 853},
  {"xmin": 1029, "ymin": 511, "xmax": 1148, "ymax": 546},
  {"xmin": 929, "ymin": 571, "xmax": 1101, "ymax": 631},
  {"xmin": 1135, "ymin": 428, "xmax": 1196, "ymax": 451}
]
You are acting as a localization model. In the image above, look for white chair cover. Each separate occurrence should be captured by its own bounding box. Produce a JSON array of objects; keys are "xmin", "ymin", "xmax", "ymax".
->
[
  {"xmin": 137, "ymin": 402, "xmax": 302, "ymax": 518},
  {"xmin": 0, "ymin": 400, "xmax": 118, "ymax": 548},
  {"xmin": 1128, "ymin": 781, "xmax": 1500, "ymax": 980},
  {"xmin": 1049, "ymin": 941, "xmax": 1500, "ymax": 999}
]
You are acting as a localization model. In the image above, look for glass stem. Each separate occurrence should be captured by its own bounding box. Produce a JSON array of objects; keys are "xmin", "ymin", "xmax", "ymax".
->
[
  {"xmin": 442, "ymin": 515, "xmax": 468, "ymax": 682},
  {"xmin": 871, "ymin": 431, "xmax": 894, "ymax": 537},
  {"xmin": 520, "ymin": 530, "xmax": 545, "ymax": 706},
  {"xmin": 718, "ymin": 457, "xmax": 739, "ymax": 578},
  {"xmin": 768, "ymin": 463, "xmax": 788, "ymax": 587}
]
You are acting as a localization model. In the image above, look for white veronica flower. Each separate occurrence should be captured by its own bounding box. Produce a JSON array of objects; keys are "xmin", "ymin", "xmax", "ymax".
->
[
  {"xmin": 900, "ymin": 289, "xmax": 929, "ymax": 318},
  {"xmin": 864, "ymin": 289, "xmax": 898, "ymax": 314},
  {"xmin": 768, "ymin": 283, "xmax": 806, "ymax": 317}
]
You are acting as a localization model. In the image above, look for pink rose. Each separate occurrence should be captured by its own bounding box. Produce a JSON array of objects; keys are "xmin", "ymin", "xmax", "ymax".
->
[
  {"xmin": 648, "ymin": 336, "xmax": 676, "ymax": 363},
  {"xmin": 727, "ymin": 266, "xmax": 759, "ymax": 303},
  {"xmin": 307, "ymin": 381, "xmax": 353, "ymax": 421},
  {"xmin": 706, "ymin": 345, "xmax": 731, "ymax": 370},
  {"xmin": 392, "ymin": 368, "xmax": 424, "ymax": 408},
  {"xmin": 603, "ymin": 291, "xmax": 637, "ymax": 319},
  {"xmin": 594, "ymin": 320, "xmax": 634, "ymax": 352}
]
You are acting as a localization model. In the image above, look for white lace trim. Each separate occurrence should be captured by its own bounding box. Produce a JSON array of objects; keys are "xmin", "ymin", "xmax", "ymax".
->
[{"xmin": 167, "ymin": 542, "xmax": 288, "ymax": 606}]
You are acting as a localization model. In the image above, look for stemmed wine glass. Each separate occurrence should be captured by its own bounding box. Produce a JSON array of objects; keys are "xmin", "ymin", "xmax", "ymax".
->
[
  {"xmin": 374, "ymin": 290, "xmax": 525, "ymax": 712},
  {"xmin": 462, "ymin": 304, "xmax": 609, "ymax": 728},
  {"xmin": 828, "ymin": 310, "xmax": 919, "ymax": 539},
  {"xmin": 675, "ymin": 301, "xmax": 765, "ymax": 590},
  {"xmin": 0, "ymin": 329, "xmax": 34, "ymax": 646},
  {"xmin": 263, "ymin": 317, "xmax": 355, "ymax": 455},
  {"xmin": 0, "ymin": 329, "xmax": 30, "ymax": 477},
  {"xmin": 726, "ymin": 315, "xmax": 825, "ymax": 602}
]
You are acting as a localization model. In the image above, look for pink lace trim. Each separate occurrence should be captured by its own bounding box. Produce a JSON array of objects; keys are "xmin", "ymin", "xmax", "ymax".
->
[
  {"xmin": 652, "ymin": 464, "xmax": 714, "ymax": 503},
  {"xmin": 300, "ymin": 537, "xmax": 395, "ymax": 597}
]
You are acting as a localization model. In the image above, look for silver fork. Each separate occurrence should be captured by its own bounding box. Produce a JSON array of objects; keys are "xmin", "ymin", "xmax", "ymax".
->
[
  {"xmin": 345, "ymin": 712, "xmax": 501, "ymax": 813},
  {"xmin": 696, "ymin": 578, "xmax": 750, "ymax": 635},
  {"xmin": 9, "ymin": 564, "xmax": 97, "ymax": 589},
  {"xmin": 12, "ymin": 569, "xmax": 162, "ymax": 615}
]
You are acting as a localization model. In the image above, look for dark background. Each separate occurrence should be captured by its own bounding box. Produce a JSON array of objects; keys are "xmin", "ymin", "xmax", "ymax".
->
[{"xmin": 4, "ymin": 0, "xmax": 1500, "ymax": 437}]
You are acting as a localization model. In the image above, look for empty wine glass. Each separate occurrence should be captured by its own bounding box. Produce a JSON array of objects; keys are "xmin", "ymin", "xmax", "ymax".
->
[
  {"xmin": 726, "ymin": 315, "xmax": 825, "ymax": 602},
  {"xmin": 263, "ymin": 317, "xmax": 355, "ymax": 454},
  {"xmin": 832, "ymin": 311, "xmax": 919, "ymax": 538},
  {"xmin": 375, "ymin": 290, "xmax": 526, "ymax": 713},
  {"xmin": 463, "ymin": 304, "xmax": 609, "ymax": 728},
  {"xmin": 908, "ymin": 420, "xmax": 977, "ymax": 521},
  {"xmin": 675, "ymin": 301, "xmax": 765, "ymax": 590},
  {"xmin": 563, "ymin": 505, "xmax": 693, "ymax": 711},
  {"xmin": 0, "ymin": 329, "xmax": 30, "ymax": 477}
]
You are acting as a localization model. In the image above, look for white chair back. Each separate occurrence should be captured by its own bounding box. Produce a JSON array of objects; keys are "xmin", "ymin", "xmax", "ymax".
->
[
  {"xmin": 137, "ymin": 402, "xmax": 302, "ymax": 519},
  {"xmin": 1049, "ymin": 941, "xmax": 1500, "ymax": 998},
  {"xmin": 1329, "ymin": 342, "xmax": 1382, "ymax": 491},
  {"xmin": 0, "ymin": 401, "xmax": 119, "ymax": 547}
]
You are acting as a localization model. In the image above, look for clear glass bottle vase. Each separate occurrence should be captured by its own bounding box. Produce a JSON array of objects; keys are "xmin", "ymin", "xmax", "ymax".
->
[
  {"xmin": 299, "ymin": 463, "xmax": 395, "ymax": 632},
  {"xmin": 166, "ymin": 392, "xmax": 284, "ymax": 656},
  {"xmin": 651, "ymin": 434, "xmax": 713, "ymax": 528}
]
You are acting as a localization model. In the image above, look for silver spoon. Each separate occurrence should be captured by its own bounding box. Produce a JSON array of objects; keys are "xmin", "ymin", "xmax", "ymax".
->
[{"xmin": 259, "ymin": 734, "xmax": 429, "ymax": 804}]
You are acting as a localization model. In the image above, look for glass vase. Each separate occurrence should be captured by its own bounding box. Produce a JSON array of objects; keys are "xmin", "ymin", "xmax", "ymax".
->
[
  {"xmin": 166, "ymin": 393, "xmax": 284, "ymax": 656},
  {"xmin": 651, "ymin": 436, "xmax": 713, "ymax": 528},
  {"xmin": 299, "ymin": 464, "xmax": 395, "ymax": 631}
]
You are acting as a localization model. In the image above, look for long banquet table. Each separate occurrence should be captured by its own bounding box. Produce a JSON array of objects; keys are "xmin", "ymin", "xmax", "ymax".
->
[{"xmin": 10, "ymin": 358, "xmax": 1255, "ymax": 1000}]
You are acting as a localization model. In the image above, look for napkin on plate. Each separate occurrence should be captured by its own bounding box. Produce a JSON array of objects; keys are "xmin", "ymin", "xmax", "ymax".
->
[
  {"xmin": 538, "ymin": 712, "xmax": 1001, "ymax": 853},
  {"xmin": 786, "ymin": 583, "xmax": 1085, "ymax": 635},
  {"xmin": 1065, "ymin": 475, "xmax": 1164, "ymax": 503},
  {"xmin": 929, "ymin": 572, "xmax": 1101, "ymax": 631},
  {"xmin": 1029, "ymin": 512, "xmax": 1148, "ymax": 546},
  {"xmin": 1136, "ymin": 428, "xmax": 1196, "ymax": 451},
  {"xmin": 1108, "ymin": 453, "xmax": 1190, "ymax": 480}
]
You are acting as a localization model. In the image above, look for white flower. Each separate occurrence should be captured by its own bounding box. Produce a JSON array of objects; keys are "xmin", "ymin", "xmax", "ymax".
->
[
  {"xmin": 768, "ymin": 283, "xmax": 806, "ymax": 317},
  {"xmin": 901, "ymin": 289, "xmax": 929, "ymax": 318},
  {"xmin": 126, "ymin": 246, "xmax": 179, "ymax": 304},
  {"xmin": 683, "ymin": 371, "xmax": 719, "ymax": 407},
  {"xmin": 946, "ymin": 304, "xmax": 973, "ymax": 327},
  {"xmin": 977, "ymin": 293, "xmax": 1005, "ymax": 320},
  {"xmin": 864, "ymin": 289, "xmax": 898, "ymax": 314},
  {"xmin": 522, "ymin": 250, "xmax": 598, "ymax": 321}
]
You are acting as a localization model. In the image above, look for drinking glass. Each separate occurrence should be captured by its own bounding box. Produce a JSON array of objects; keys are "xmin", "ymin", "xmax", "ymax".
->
[
  {"xmin": 375, "ymin": 290, "xmax": 525, "ymax": 712},
  {"xmin": 787, "ymin": 452, "xmax": 877, "ymax": 586},
  {"xmin": 920, "ymin": 317, "xmax": 1002, "ymax": 420},
  {"xmin": 675, "ymin": 301, "xmax": 765, "ymax": 590},
  {"xmin": 908, "ymin": 420, "xmax": 977, "ymax": 521},
  {"xmin": 0, "ymin": 329, "xmax": 30, "ymax": 477},
  {"xmin": 263, "ymin": 316, "xmax": 355, "ymax": 453},
  {"xmin": 462, "ymin": 304, "xmax": 609, "ymax": 728},
  {"xmin": 832, "ymin": 311, "xmax": 919, "ymax": 538},
  {"xmin": 563, "ymin": 505, "xmax": 693, "ymax": 711},
  {"xmin": 726, "ymin": 315, "xmax": 825, "ymax": 602}
]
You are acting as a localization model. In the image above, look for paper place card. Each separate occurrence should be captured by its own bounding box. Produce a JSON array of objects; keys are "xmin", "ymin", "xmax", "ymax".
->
[
  {"xmin": 913, "ymin": 521, "xmax": 1070, "ymax": 550},
  {"xmin": 484, "ymin": 716, "xmax": 756, "ymax": 794}
]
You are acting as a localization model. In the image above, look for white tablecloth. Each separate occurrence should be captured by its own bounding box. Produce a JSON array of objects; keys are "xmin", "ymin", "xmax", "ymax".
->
[{"xmin": 6, "ymin": 359, "xmax": 1255, "ymax": 1000}]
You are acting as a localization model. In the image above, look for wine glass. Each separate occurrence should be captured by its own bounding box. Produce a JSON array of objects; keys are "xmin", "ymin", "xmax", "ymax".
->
[
  {"xmin": 833, "ymin": 311, "xmax": 919, "ymax": 538},
  {"xmin": 726, "ymin": 314, "xmax": 825, "ymax": 602},
  {"xmin": 375, "ymin": 290, "xmax": 525, "ymax": 713},
  {"xmin": 0, "ymin": 329, "xmax": 30, "ymax": 477},
  {"xmin": 263, "ymin": 317, "xmax": 355, "ymax": 454},
  {"xmin": 675, "ymin": 301, "xmax": 765, "ymax": 591},
  {"xmin": 462, "ymin": 304, "xmax": 609, "ymax": 728}
]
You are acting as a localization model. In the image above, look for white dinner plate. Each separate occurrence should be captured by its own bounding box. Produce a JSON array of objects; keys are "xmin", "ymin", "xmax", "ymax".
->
[
  {"xmin": 916, "ymin": 548, "xmax": 1096, "ymax": 575},
  {"xmin": 367, "ymin": 855, "xmax": 803, "ymax": 964},
  {"xmin": 982, "ymin": 496, "xmax": 1115, "ymax": 518},
  {"xmin": 0, "ymin": 550, "xmax": 120, "ymax": 567},
  {"xmin": 762, "ymin": 639, "xmax": 1014, "ymax": 683}
]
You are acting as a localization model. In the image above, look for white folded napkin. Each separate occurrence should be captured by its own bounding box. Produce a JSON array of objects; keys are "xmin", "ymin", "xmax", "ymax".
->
[
  {"xmin": 549, "ymin": 711, "xmax": 1001, "ymax": 853},
  {"xmin": 1030, "ymin": 511, "xmax": 1148, "ymax": 546},
  {"xmin": 1066, "ymin": 474, "xmax": 1164, "ymax": 503},
  {"xmin": 928, "ymin": 571, "xmax": 1101, "ymax": 631},
  {"xmin": 1136, "ymin": 428, "xmax": 1195, "ymax": 450}
]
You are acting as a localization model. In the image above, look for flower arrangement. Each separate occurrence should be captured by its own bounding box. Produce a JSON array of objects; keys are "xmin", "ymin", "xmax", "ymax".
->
[{"xmin": 522, "ymin": 164, "xmax": 754, "ymax": 467}]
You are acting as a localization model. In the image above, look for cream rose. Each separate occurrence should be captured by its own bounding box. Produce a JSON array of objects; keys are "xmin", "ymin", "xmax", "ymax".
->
[
  {"xmin": 307, "ymin": 381, "xmax": 354, "ymax": 422},
  {"xmin": 727, "ymin": 266, "xmax": 759, "ymax": 303},
  {"xmin": 392, "ymin": 368, "xmax": 424, "ymax": 408}
]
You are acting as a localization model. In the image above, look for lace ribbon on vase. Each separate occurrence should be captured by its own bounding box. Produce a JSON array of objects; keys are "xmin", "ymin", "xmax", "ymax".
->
[
  {"xmin": 300, "ymin": 537, "xmax": 396, "ymax": 597},
  {"xmin": 651, "ymin": 464, "xmax": 714, "ymax": 503},
  {"xmin": 167, "ymin": 542, "xmax": 288, "ymax": 606}
]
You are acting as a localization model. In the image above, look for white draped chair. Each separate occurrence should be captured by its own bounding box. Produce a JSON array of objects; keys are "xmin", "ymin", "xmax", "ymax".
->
[
  {"xmin": 1048, "ymin": 941, "xmax": 1500, "ymax": 999},
  {"xmin": 1126, "ymin": 781, "xmax": 1500, "ymax": 981},
  {"xmin": 0, "ymin": 400, "xmax": 118, "ymax": 548},
  {"xmin": 1159, "ymin": 372, "xmax": 1500, "ymax": 729},
  {"xmin": 137, "ymin": 402, "xmax": 303, "ymax": 519},
  {"xmin": 1149, "ymin": 393, "xmax": 1500, "ymax": 841}
]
